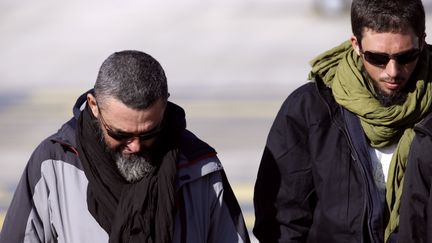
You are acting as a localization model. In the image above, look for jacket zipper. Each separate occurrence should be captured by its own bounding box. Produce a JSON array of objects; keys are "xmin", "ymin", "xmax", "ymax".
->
[
  {"xmin": 337, "ymin": 122, "xmax": 370, "ymax": 243},
  {"xmin": 316, "ymin": 80, "xmax": 377, "ymax": 242},
  {"xmin": 340, "ymin": 124, "xmax": 380, "ymax": 243},
  {"xmin": 315, "ymin": 80, "xmax": 380, "ymax": 243}
]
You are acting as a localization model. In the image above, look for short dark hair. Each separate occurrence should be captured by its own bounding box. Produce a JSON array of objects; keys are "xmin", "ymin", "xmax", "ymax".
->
[
  {"xmin": 351, "ymin": 0, "xmax": 425, "ymax": 45},
  {"xmin": 94, "ymin": 50, "xmax": 168, "ymax": 110}
]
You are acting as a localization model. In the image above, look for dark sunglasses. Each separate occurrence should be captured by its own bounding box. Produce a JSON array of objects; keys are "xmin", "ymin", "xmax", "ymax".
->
[
  {"xmin": 97, "ymin": 107, "xmax": 161, "ymax": 141},
  {"xmin": 360, "ymin": 48, "xmax": 421, "ymax": 66}
]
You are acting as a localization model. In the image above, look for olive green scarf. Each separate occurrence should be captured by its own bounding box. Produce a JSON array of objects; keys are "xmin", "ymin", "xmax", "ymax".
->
[{"xmin": 309, "ymin": 40, "xmax": 432, "ymax": 242}]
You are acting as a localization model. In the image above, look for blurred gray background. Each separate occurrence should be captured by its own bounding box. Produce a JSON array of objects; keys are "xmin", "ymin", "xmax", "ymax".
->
[{"xmin": 1, "ymin": 0, "xmax": 431, "ymax": 240}]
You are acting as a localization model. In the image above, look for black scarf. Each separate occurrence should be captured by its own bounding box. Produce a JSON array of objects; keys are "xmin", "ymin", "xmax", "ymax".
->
[{"xmin": 76, "ymin": 103, "xmax": 181, "ymax": 243}]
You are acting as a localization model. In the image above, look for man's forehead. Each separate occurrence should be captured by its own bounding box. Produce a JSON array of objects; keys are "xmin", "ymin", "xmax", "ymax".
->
[
  {"xmin": 99, "ymin": 97, "xmax": 165, "ymax": 120},
  {"xmin": 360, "ymin": 28, "xmax": 420, "ymax": 49}
]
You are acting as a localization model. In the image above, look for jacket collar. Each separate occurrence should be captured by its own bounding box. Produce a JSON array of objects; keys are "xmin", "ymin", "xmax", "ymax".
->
[{"xmin": 313, "ymin": 76, "xmax": 346, "ymax": 128}]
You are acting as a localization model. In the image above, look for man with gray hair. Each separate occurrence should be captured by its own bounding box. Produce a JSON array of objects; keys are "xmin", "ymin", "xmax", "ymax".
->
[{"xmin": 0, "ymin": 50, "xmax": 250, "ymax": 243}]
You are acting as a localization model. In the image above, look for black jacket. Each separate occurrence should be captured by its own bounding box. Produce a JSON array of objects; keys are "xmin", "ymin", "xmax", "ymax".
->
[
  {"xmin": 398, "ymin": 113, "xmax": 432, "ymax": 243},
  {"xmin": 253, "ymin": 78, "xmax": 388, "ymax": 242}
]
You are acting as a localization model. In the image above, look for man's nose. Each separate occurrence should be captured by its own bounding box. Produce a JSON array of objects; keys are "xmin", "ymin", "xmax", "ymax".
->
[
  {"xmin": 125, "ymin": 137, "xmax": 141, "ymax": 154},
  {"xmin": 385, "ymin": 59, "xmax": 401, "ymax": 78}
]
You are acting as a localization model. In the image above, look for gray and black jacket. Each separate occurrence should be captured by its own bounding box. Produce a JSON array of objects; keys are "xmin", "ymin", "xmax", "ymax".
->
[
  {"xmin": 253, "ymin": 77, "xmax": 396, "ymax": 243},
  {"xmin": 0, "ymin": 92, "xmax": 250, "ymax": 243}
]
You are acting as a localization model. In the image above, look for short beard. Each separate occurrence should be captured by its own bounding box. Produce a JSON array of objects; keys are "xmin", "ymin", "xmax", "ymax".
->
[
  {"xmin": 113, "ymin": 153, "xmax": 155, "ymax": 183},
  {"xmin": 362, "ymin": 67, "xmax": 408, "ymax": 107},
  {"xmin": 374, "ymin": 89, "xmax": 408, "ymax": 107},
  {"xmin": 93, "ymin": 120, "xmax": 155, "ymax": 183}
]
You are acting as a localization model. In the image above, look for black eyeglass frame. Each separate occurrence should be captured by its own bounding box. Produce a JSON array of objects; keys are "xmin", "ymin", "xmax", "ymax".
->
[
  {"xmin": 97, "ymin": 106, "xmax": 162, "ymax": 142},
  {"xmin": 359, "ymin": 48, "xmax": 421, "ymax": 66}
]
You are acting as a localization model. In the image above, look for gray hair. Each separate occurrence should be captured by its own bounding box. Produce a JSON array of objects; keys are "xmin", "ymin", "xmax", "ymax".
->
[{"xmin": 94, "ymin": 50, "xmax": 168, "ymax": 110}]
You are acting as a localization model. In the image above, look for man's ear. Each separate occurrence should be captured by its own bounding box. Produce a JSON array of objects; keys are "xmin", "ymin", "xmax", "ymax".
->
[
  {"xmin": 87, "ymin": 93, "xmax": 99, "ymax": 118},
  {"xmin": 351, "ymin": 35, "xmax": 361, "ymax": 56}
]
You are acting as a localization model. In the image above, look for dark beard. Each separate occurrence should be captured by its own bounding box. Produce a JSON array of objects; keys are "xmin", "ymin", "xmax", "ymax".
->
[
  {"xmin": 361, "ymin": 67, "xmax": 408, "ymax": 107},
  {"xmin": 93, "ymin": 120, "xmax": 155, "ymax": 183},
  {"xmin": 374, "ymin": 88, "xmax": 408, "ymax": 107}
]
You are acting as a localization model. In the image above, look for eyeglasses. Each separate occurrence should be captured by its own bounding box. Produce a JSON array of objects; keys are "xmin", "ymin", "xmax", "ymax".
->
[
  {"xmin": 97, "ymin": 106, "xmax": 161, "ymax": 142},
  {"xmin": 360, "ymin": 48, "xmax": 421, "ymax": 66}
]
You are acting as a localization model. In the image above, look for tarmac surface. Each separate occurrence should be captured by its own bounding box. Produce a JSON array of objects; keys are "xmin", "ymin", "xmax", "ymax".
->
[{"xmin": 1, "ymin": 0, "xmax": 431, "ymax": 241}]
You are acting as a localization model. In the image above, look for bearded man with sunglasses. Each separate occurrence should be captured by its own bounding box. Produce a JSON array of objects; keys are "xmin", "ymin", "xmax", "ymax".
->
[
  {"xmin": 253, "ymin": 0, "xmax": 432, "ymax": 242},
  {"xmin": 0, "ymin": 51, "xmax": 250, "ymax": 243}
]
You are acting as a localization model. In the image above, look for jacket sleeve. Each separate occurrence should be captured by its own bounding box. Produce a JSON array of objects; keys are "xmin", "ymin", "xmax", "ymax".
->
[
  {"xmin": 176, "ymin": 165, "xmax": 250, "ymax": 243},
  {"xmin": 0, "ymin": 141, "xmax": 54, "ymax": 243},
  {"xmin": 253, "ymin": 89, "xmax": 317, "ymax": 243},
  {"xmin": 209, "ymin": 171, "xmax": 251, "ymax": 243},
  {"xmin": 398, "ymin": 132, "xmax": 432, "ymax": 243}
]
